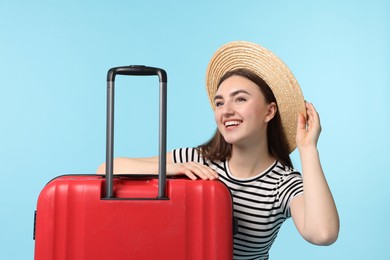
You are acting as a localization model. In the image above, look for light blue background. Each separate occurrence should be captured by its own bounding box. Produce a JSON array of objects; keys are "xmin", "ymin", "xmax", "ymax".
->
[{"xmin": 1, "ymin": 0, "xmax": 389, "ymax": 259}]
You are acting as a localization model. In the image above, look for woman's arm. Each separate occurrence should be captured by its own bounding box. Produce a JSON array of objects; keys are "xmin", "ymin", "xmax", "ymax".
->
[
  {"xmin": 290, "ymin": 102, "xmax": 339, "ymax": 245},
  {"xmin": 96, "ymin": 152, "xmax": 218, "ymax": 180},
  {"xmin": 96, "ymin": 156, "xmax": 160, "ymax": 175}
]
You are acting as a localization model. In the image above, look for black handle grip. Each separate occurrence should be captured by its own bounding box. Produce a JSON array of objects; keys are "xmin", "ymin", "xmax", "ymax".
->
[
  {"xmin": 105, "ymin": 65, "xmax": 167, "ymax": 200},
  {"xmin": 107, "ymin": 65, "xmax": 167, "ymax": 83}
]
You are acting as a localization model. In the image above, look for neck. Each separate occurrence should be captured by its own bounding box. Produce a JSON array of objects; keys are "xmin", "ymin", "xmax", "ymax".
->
[{"xmin": 229, "ymin": 140, "xmax": 275, "ymax": 179}]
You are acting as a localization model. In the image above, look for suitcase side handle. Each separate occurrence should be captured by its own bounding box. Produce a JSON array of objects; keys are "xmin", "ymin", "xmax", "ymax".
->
[{"xmin": 105, "ymin": 65, "xmax": 167, "ymax": 200}]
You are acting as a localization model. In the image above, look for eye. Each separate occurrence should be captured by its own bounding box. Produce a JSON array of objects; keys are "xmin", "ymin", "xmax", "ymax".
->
[
  {"xmin": 235, "ymin": 97, "xmax": 246, "ymax": 103},
  {"xmin": 214, "ymin": 100, "xmax": 224, "ymax": 107}
]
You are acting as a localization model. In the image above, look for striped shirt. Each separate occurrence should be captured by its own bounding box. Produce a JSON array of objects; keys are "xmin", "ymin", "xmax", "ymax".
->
[{"xmin": 172, "ymin": 147, "xmax": 304, "ymax": 260}]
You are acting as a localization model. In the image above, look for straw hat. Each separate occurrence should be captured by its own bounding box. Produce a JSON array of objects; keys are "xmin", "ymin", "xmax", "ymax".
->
[{"xmin": 205, "ymin": 41, "xmax": 306, "ymax": 153}]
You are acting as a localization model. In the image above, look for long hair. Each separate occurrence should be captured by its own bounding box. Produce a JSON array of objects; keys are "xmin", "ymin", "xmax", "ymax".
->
[{"xmin": 197, "ymin": 68, "xmax": 293, "ymax": 168}]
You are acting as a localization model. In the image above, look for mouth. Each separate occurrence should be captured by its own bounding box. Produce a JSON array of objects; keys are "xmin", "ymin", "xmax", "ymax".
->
[{"xmin": 224, "ymin": 120, "xmax": 243, "ymax": 128}]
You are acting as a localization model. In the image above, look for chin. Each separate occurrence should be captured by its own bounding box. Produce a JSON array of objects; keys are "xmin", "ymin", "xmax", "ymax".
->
[{"xmin": 223, "ymin": 137, "xmax": 241, "ymax": 145}]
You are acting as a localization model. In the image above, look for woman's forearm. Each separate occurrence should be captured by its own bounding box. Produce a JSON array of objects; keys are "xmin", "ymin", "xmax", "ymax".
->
[
  {"xmin": 96, "ymin": 153, "xmax": 217, "ymax": 180},
  {"xmin": 96, "ymin": 157, "xmax": 159, "ymax": 175},
  {"xmin": 299, "ymin": 146, "xmax": 339, "ymax": 244}
]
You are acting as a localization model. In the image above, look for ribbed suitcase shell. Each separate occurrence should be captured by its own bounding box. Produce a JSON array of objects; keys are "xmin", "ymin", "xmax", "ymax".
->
[{"xmin": 34, "ymin": 175, "xmax": 234, "ymax": 260}]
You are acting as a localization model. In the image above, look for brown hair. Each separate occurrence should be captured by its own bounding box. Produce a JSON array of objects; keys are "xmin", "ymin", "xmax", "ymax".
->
[{"xmin": 197, "ymin": 68, "xmax": 293, "ymax": 168}]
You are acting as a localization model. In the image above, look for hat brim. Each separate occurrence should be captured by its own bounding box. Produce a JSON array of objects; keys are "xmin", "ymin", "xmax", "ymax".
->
[{"xmin": 206, "ymin": 41, "xmax": 306, "ymax": 153}]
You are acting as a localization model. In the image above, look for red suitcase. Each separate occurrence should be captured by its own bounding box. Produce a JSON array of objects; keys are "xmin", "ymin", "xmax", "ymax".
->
[{"xmin": 34, "ymin": 66, "xmax": 235, "ymax": 260}]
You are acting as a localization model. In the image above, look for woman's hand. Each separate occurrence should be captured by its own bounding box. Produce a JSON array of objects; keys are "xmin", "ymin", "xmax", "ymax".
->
[
  {"xmin": 167, "ymin": 162, "xmax": 218, "ymax": 180},
  {"xmin": 296, "ymin": 102, "xmax": 322, "ymax": 150}
]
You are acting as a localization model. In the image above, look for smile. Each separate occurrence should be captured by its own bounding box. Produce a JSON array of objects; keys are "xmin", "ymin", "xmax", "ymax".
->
[{"xmin": 224, "ymin": 120, "xmax": 242, "ymax": 127}]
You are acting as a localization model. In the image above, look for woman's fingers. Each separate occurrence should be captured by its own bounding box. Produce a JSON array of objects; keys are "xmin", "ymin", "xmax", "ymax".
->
[
  {"xmin": 296, "ymin": 102, "xmax": 322, "ymax": 149},
  {"xmin": 171, "ymin": 162, "xmax": 218, "ymax": 180},
  {"xmin": 185, "ymin": 162, "xmax": 218, "ymax": 180},
  {"xmin": 306, "ymin": 102, "xmax": 322, "ymax": 135}
]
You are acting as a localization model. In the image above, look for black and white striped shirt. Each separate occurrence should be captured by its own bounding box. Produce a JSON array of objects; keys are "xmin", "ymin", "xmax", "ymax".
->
[{"xmin": 172, "ymin": 147, "xmax": 304, "ymax": 260}]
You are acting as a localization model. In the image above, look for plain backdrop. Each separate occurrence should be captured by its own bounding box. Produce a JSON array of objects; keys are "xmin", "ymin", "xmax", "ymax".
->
[{"xmin": 1, "ymin": 0, "xmax": 389, "ymax": 259}]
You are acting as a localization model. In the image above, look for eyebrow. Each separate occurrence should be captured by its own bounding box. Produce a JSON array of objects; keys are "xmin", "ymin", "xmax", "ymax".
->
[{"xmin": 213, "ymin": 89, "xmax": 251, "ymax": 101}]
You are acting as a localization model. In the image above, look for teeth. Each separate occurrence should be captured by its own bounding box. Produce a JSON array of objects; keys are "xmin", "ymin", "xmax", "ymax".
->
[{"xmin": 225, "ymin": 121, "xmax": 242, "ymax": 127}]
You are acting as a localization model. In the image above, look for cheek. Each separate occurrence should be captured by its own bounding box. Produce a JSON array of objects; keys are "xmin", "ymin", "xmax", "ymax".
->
[
  {"xmin": 214, "ymin": 110, "xmax": 221, "ymax": 123},
  {"xmin": 249, "ymin": 102, "xmax": 269, "ymax": 119},
  {"xmin": 214, "ymin": 111, "xmax": 226, "ymax": 130}
]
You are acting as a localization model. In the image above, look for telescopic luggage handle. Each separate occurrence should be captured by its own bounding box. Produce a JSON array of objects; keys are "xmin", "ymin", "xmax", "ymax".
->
[{"xmin": 105, "ymin": 65, "xmax": 167, "ymax": 199}]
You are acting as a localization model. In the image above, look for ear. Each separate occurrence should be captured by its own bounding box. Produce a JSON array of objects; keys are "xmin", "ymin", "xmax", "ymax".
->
[{"xmin": 264, "ymin": 102, "xmax": 277, "ymax": 123}]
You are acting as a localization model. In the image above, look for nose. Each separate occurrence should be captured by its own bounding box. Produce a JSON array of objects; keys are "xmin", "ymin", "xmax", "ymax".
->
[{"xmin": 221, "ymin": 101, "xmax": 235, "ymax": 117}]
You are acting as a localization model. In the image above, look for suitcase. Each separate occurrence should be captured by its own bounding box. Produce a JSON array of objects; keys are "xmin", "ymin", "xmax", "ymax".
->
[{"xmin": 34, "ymin": 66, "xmax": 235, "ymax": 260}]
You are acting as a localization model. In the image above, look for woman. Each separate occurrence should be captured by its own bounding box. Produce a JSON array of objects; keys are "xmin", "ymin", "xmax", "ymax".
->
[{"xmin": 97, "ymin": 41, "xmax": 339, "ymax": 259}]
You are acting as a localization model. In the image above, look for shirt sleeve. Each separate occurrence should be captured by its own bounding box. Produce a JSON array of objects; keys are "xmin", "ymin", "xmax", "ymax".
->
[
  {"xmin": 171, "ymin": 147, "xmax": 204, "ymax": 164},
  {"xmin": 277, "ymin": 171, "xmax": 304, "ymax": 218}
]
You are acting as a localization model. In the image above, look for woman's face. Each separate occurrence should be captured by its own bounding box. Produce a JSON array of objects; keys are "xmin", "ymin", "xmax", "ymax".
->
[{"xmin": 213, "ymin": 75, "xmax": 276, "ymax": 147}]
